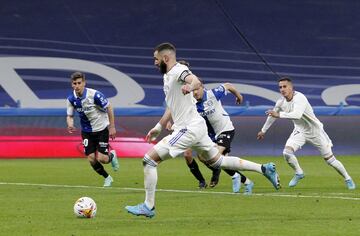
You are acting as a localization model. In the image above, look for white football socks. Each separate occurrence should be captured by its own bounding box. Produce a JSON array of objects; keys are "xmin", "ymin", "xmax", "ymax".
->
[
  {"xmin": 220, "ymin": 155, "xmax": 262, "ymax": 173},
  {"xmin": 144, "ymin": 164, "xmax": 157, "ymax": 209},
  {"xmin": 283, "ymin": 150, "xmax": 304, "ymax": 175},
  {"xmin": 326, "ymin": 156, "xmax": 351, "ymax": 180}
]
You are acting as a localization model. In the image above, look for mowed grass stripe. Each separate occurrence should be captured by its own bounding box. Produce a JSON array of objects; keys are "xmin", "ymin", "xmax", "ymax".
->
[{"xmin": 1, "ymin": 181, "xmax": 359, "ymax": 201}]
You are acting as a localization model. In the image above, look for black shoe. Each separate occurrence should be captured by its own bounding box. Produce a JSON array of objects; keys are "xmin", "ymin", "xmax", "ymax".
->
[
  {"xmin": 209, "ymin": 169, "xmax": 221, "ymax": 188},
  {"xmin": 198, "ymin": 181, "xmax": 208, "ymax": 189}
]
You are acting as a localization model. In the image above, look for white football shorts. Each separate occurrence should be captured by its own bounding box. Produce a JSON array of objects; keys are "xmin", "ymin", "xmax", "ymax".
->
[
  {"xmin": 154, "ymin": 119, "xmax": 219, "ymax": 161},
  {"xmin": 285, "ymin": 128, "xmax": 333, "ymax": 156}
]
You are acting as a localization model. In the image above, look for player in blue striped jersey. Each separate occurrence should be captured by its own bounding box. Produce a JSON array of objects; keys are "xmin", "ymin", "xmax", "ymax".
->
[
  {"xmin": 183, "ymin": 79, "xmax": 254, "ymax": 194},
  {"xmin": 66, "ymin": 72, "xmax": 119, "ymax": 187}
]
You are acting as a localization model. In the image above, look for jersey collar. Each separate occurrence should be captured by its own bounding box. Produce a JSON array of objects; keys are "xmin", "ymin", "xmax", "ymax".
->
[{"xmin": 73, "ymin": 88, "xmax": 87, "ymax": 99}]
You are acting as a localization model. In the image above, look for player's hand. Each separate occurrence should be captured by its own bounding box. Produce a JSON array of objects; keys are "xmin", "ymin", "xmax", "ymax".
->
[
  {"xmin": 257, "ymin": 131, "xmax": 265, "ymax": 140},
  {"xmin": 109, "ymin": 126, "xmax": 116, "ymax": 140},
  {"xmin": 235, "ymin": 95, "xmax": 243, "ymax": 105},
  {"xmin": 181, "ymin": 84, "xmax": 193, "ymax": 95},
  {"xmin": 145, "ymin": 128, "xmax": 161, "ymax": 143},
  {"xmin": 67, "ymin": 126, "xmax": 76, "ymax": 133},
  {"xmin": 165, "ymin": 121, "xmax": 173, "ymax": 131},
  {"xmin": 266, "ymin": 110, "xmax": 280, "ymax": 118}
]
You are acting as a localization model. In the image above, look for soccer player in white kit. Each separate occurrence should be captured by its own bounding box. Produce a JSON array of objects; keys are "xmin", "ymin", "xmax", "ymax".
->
[
  {"xmin": 257, "ymin": 77, "xmax": 355, "ymax": 189},
  {"xmin": 125, "ymin": 42, "xmax": 281, "ymax": 218},
  {"xmin": 66, "ymin": 72, "xmax": 119, "ymax": 187}
]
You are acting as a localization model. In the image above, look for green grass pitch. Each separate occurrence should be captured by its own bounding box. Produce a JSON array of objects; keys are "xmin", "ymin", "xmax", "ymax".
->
[{"xmin": 0, "ymin": 156, "xmax": 359, "ymax": 236}]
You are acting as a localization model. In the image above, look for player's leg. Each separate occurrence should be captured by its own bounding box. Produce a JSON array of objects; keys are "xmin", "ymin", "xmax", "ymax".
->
[
  {"xmin": 200, "ymin": 152, "xmax": 281, "ymax": 190},
  {"xmin": 206, "ymin": 162, "xmax": 221, "ymax": 188},
  {"xmin": 82, "ymin": 132, "xmax": 112, "ymax": 186},
  {"xmin": 95, "ymin": 129, "xmax": 119, "ymax": 171},
  {"xmin": 184, "ymin": 148, "xmax": 207, "ymax": 189},
  {"xmin": 195, "ymin": 135, "xmax": 280, "ymax": 190},
  {"xmin": 125, "ymin": 147, "xmax": 161, "ymax": 218},
  {"xmin": 312, "ymin": 131, "xmax": 355, "ymax": 190},
  {"xmin": 217, "ymin": 131, "xmax": 253, "ymax": 193},
  {"xmin": 126, "ymin": 129, "xmax": 191, "ymax": 218},
  {"xmin": 284, "ymin": 130, "xmax": 306, "ymax": 187}
]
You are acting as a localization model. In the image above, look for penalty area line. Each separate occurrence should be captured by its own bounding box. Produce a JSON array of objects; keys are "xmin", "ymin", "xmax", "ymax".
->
[{"xmin": 0, "ymin": 182, "xmax": 359, "ymax": 201}]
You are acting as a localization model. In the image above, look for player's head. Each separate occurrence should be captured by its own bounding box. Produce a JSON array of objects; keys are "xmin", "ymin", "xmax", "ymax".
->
[
  {"xmin": 71, "ymin": 71, "xmax": 86, "ymax": 96},
  {"xmin": 192, "ymin": 78, "xmax": 205, "ymax": 101},
  {"xmin": 153, "ymin": 42, "xmax": 176, "ymax": 74},
  {"xmin": 278, "ymin": 76, "xmax": 294, "ymax": 99}
]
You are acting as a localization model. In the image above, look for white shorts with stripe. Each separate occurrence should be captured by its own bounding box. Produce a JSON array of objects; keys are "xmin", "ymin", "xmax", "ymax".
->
[
  {"xmin": 154, "ymin": 119, "xmax": 219, "ymax": 161},
  {"xmin": 285, "ymin": 128, "xmax": 333, "ymax": 156}
]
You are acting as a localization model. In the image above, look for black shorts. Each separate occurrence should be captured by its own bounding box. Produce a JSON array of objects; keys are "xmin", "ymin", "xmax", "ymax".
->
[
  {"xmin": 81, "ymin": 128, "xmax": 109, "ymax": 156},
  {"xmin": 216, "ymin": 130, "xmax": 235, "ymax": 155}
]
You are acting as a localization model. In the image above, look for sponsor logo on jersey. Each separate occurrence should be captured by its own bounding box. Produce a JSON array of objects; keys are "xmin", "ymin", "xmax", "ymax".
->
[{"xmin": 199, "ymin": 108, "xmax": 215, "ymax": 117}]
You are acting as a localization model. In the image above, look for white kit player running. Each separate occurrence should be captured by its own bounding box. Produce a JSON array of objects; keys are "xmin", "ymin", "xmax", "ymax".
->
[
  {"xmin": 66, "ymin": 72, "xmax": 119, "ymax": 187},
  {"xmin": 125, "ymin": 42, "xmax": 281, "ymax": 218},
  {"xmin": 257, "ymin": 77, "xmax": 355, "ymax": 189}
]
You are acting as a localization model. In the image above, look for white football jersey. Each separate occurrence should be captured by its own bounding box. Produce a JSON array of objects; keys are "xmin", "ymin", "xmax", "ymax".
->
[
  {"xmin": 163, "ymin": 63, "xmax": 203, "ymax": 129},
  {"xmin": 196, "ymin": 85, "xmax": 234, "ymax": 140},
  {"xmin": 262, "ymin": 91, "xmax": 324, "ymax": 135},
  {"xmin": 67, "ymin": 88, "xmax": 110, "ymax": 132}
]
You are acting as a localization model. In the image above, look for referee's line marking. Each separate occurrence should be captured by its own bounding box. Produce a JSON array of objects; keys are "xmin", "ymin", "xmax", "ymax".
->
[{"xmin": 0, "ymin": 182, "xmax": 359, "ymax": 201}]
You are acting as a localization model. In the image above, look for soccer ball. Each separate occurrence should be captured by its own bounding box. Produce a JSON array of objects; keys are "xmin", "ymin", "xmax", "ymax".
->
[{"xmin": 73, "ymin": 197, "xmax": 97, "ymax": 218}]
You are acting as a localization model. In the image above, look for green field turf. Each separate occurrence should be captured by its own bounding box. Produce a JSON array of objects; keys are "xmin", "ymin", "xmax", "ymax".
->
[{"xmin": 0, "ymin": 156, "xmax": 359, "ymax": 236}]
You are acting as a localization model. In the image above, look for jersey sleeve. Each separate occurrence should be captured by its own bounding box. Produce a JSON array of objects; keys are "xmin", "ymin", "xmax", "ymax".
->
[
  {"xmin": 94, "ymin": 91, "xmax": 110, "ymax": 109},
  {"xmin": 261, "ymin": 99, "xmax": 282, "ymax": 133},
  {"xmin": 178, "ymin": 69, "xmax": 192, "ymax": 82},
  {"xmin": 66, "ymin": 99, "xmax": 74, "ymax": 116},
  {"xmin": 211, "ymin": 85, "xmax": 227, "ymax": 100},
  {"xmin": 279, "ymin": 93, "xmax": 307, "ymax": 119}
]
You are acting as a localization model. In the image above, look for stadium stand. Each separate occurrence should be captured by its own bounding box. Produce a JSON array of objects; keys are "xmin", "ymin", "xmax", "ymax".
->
[{"xmin": 0, "ymin": 0, "xmax": 359, "ymax": 157}]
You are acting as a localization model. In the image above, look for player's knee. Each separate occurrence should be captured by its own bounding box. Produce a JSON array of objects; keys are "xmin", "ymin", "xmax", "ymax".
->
[
  {"xmin": 183, "ymin": 150, "xmax": 193, "ymax": 164},
  {"xmin": 143, "ymin": 154, "xmax": 158, "ymax": 167},
  {"xmin": 323, "ymin": 153, "xmax": 335, "ymax": 165},
  {"xmin": 283, "ymin": 148, "xmax": 294, "ymax": 161},
  {"xmin": 87, "ymin": 154, "xmax": 96, "ymax": 163},
  {"xmin": 96, "ymin": 152, "xmax": 109, "ymax": 164},
  {"xmin": 206, "ymin": 155, "xmax": 223, "ymax": 169}
]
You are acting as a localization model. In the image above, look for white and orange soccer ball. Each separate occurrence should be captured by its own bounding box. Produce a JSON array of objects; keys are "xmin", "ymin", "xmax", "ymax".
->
[{"xmin": 73, "ymin": 197, "xmax": 97, "ymax": 218}]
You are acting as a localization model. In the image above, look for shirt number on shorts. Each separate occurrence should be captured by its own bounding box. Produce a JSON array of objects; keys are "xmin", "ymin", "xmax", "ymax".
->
[{"xmin": 83, "ymin": 139, "xmax": 89, "ymax": 147}]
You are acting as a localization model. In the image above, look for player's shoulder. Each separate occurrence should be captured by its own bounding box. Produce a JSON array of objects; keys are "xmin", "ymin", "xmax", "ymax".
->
[
  {"xmin": 293, "ymin": 91, "xmax": 308, "ymax": 101},
  {"xmin": 67, "ymin": 91, "xmax": 76, "ymax": 101},
  {"xmin": 212, "ymin": 84, "xmax": 226, "ymax": 93},
  {"xmin": 275, "ymin": 96, "xmax": 285, "ymax": 105},
  {"xmin": 86, "ymin": 88, "xmax": 105, "ymax": 99},
  {"xmin": 170, "ymin": 63, "xmax": 191, "ymax": 75},
  {"xmin": 86, "ymin": 88, "xmax": 97, "ymax": 95}
]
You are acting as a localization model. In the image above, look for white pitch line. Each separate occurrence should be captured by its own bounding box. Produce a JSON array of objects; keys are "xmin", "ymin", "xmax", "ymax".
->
[{"xmin": 0, "ymin": 182, "xmax": 359, "ymax": 201}]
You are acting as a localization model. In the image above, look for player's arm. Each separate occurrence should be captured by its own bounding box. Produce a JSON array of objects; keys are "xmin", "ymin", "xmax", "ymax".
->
[
  {"xmin": 278, "ymin": 95, "xmax": 307, "ymax": 119},
  {"xmin": 223, "ymin": 82, "xmax": 243, "ymax": 104},
  {"xmin": 106, "ymin": 103, "xmax": 116, "ymax": 140},
  {"xmin": 181, "ymin": 74, "xmax": 201, "ymax": 95},
  {"xmin": 257, "ymin": 101, "xmax": 281, "ymax": 140},
  {"xmin": 66, "ymin": 115, "xmax": 76, "ymax": 133},
  {"xmin": 145, "ymin": 107, "xmax": 172, "ymax": 143},
  {"xmin": 267, "ymin": 95, "xmax": 306, "ymax": 119},
  {"xmin": 66, "ymin": 99, "xmax": 76, "ymax": 133}
]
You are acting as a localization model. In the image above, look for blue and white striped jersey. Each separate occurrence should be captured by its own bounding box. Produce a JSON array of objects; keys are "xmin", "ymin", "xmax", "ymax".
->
[
  {"xmin": 196, "ymin": 84, "xmax": 234, "ymax": 141},
  {"xmin": 66, "ymin": 88, "xmax": 110, "ymax": 132}
]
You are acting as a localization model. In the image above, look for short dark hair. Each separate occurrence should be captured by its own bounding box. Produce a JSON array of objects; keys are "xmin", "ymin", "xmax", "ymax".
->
[
  {"xmin": 154, "ymin": 42, "xmax": 176, "ymax": 53},
  {"xmin": 71, "ymin": 71, "xmax": 85, "ymax": 81},
  {"xmin": 178, "ymin": 60, "xmax": 190, "ymax": 67},
  {"xmin": 278, "ymin": 76, "xmax": 292, "ymax": 83}
]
